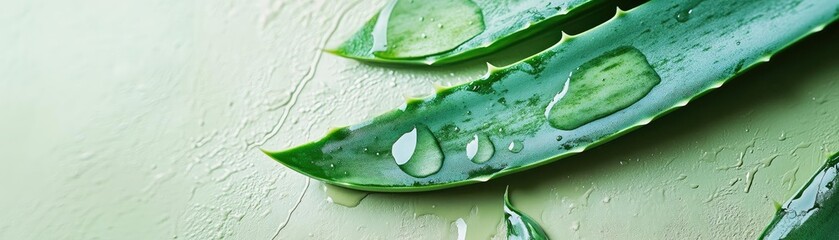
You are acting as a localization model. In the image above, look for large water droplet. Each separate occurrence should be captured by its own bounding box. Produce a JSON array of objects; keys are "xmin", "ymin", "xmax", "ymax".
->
[
  {"xmin": 392, "ymin": 124, "xmax": 444, "ymax": 177},
  {"xmin": 466, "ymin": 134, "xmax": 494, "ymax": 163},
  {"xmin": 546, "ymin": 46, "xmax": 661, "ymax": 130},
  {"xmin": 507, "ymin": 140, "xmax": 524, "ymax": 153},
  {"xmin": 370, "ymin": 0, "xmax": 399, "ymax": 53}
]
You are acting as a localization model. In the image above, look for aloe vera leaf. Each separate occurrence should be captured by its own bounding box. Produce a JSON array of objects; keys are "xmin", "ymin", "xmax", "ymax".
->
[
  {"xmin": 505, "ymin": 189, "xmax": 549, "ymax": 240},
  {"xmin": 760, "ymin": 153, "xmax": 839, "ymax": 240},
  {"xmin": 265, "ymin": 0, "xmax": 839, "ymax": 192},
  {"xmin": 328, "ymin": 0, "xmax": 609, "ymax": 65}
]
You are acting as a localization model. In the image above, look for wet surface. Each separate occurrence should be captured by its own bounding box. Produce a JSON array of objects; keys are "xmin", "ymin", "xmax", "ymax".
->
[{"xmin": 2, "ymin": 0, "xmax": 838, "ymax": 239}]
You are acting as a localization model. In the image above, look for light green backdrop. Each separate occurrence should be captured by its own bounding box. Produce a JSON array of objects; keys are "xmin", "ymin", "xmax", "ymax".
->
[{"xmin": 1, "ymin": 0, "xmax": 837, "ymax": 239}]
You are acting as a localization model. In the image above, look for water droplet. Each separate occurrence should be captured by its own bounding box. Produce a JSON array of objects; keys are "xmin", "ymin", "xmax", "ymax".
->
[
  {"xmin": 466, "ymin": 134, "xmax": 495, "ymax": 163},
  {"xmin": 555, "ymin": 135, "xmax": 563, "ymax": 141},
  {"xmin": 675, "ymin": 9, "xmax": 692, "ymax": 22},
  {"xmin": 454, "ymin": 218, "xmax": 467, "ymax": 240},
  {"xmin": 391, "ymin": 125, "xmax": 444, "ymax": 177},
  {"xmin": 419, "ymin": 16, "xmax": 424, "ymax": 21},
  {"xmin": 571, "ymin": 221, "xmax": 580, "ymax": 231},
  {"xmin": 690, "ymin": 184, "xmax": 700, "ymax": 189},
  {"xmin": 437, "ymin": 23, "xmax": 443, "ymax": 28},
  {"xmin": 602, "ymin": 197, "xmax": 611, "ymax": 203},
  {"xmin": 370, "ymin": 0, "xmax": 398, "ymax": 53},
  {"xmin": 546, "ymin": 46, "xmax": 661, "ymax": 130},
  {"xmin": 508, "ymin": 140, "xmax": 524, "ymax": 153},
  {"xmin": 324, "ymin": 184, "xmax": 369, "ymax": 208}
]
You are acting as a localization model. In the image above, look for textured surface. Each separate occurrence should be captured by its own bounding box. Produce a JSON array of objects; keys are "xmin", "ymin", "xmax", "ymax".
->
[{"xmin": 2, "ymin": 0, "xmax": 839, "ymax": 239}]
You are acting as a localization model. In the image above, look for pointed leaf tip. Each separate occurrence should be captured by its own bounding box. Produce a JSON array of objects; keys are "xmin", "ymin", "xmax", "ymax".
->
[
  {"xmin": 486, "ymin": 62, "xmax": 500, "ymax": 73},
  {"xmin": 504, "ymin": 187, "xmax": 549, "ymax": 240}
]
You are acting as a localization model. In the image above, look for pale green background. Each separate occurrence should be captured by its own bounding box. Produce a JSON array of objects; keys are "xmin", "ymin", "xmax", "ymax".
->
[{"xmin": 2, "ymin": 0, "xmax": 838, "ymax": 239}]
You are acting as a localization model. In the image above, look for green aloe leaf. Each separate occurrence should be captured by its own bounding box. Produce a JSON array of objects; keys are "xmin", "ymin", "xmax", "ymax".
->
[
  {"xmin": 329, "ymin": 0, "xmax": 609, "ymax": 65},
  {"xmin": 760, "ymin": 152, "xmax": 839, "ymax": 240},
  {"xmin": 505, "ymin": 188, "xmax": 549, "ymax": 240},
  {"xmin": 265, "ymin": 0, "xmax": 839, "ymax": 192}
]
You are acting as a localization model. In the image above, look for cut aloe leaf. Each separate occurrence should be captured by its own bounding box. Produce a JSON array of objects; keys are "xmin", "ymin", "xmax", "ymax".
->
[
  {"xmin": 265, "ymin": 0, "xmax": 839, "ymax": 192},
  {"xmin": 505, "ymin": 189, "xmax": 549, "ymax": 240},
  {"xmin": 760, "ymin": 152, "xmax": 839, "ymax": 240},
  {"xmin": 329, "ymin": 0, "xmax": 611, "ymax": 65}
]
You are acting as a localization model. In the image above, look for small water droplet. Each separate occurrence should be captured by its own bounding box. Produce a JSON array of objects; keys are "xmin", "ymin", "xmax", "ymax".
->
[
  {"xmin": 419, "ymin": 16, "xmax": 424, "ymax": 21},
  {"xmin": 466, "ymin": 134, "xmax": 495, "ymax": 163},
  {"xmin": 556, "ymin": 135, "xmax": 563, "ymax": 141},
  {"xmin": 323, "ymin": 184, "xmax": 368, "ymax": 208},
  {"xmin": 690, "ymin": 184, "xmax": 700, "ymax": 189},
  {"xmin": 602, "ymin": 197, "xmax": 611, "ymax": 203},
  {"xmin": 508, "ymin": 140, "xmax": 524, "ymax": 153},
  {"xmin": 571, "ymin": 221, "xmax": 580, "ymax": 231},
  {"xmin": 675, "ymin": 9, "xmax": 692, "ymax": 22},
  {"xmin": 437, "ymin": 23, "xmax": 443, "ymax": 28},
  {"xmin": 391, "ymin": 125, "xmax": 444, "ymax": 177}
]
